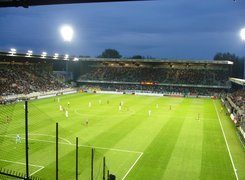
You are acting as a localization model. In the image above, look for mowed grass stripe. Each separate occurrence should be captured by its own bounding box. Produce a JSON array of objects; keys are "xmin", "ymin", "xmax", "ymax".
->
[
  {"xmin": 126, "ymin": 98, "xmax": 188, "ymax": 180},
  {"xmin": 200, "ymin": 100, "xmax": 235, "ymax": 180},
  {"xmin": 214, "ymin": 100, "xmax": 245, "ymax": 180},
  {"xmin": 162, "ymin": 98, "xmax": 204, "ymax": 180}
]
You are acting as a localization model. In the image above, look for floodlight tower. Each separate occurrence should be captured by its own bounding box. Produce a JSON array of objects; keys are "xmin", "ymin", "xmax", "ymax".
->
[
  {"xmin": 240, "ymin": 28, "xmax": 245, "ymax": 80},
  {"xmin": 60, "ymin": 25, "xmax": 74, "ymax": 82}
]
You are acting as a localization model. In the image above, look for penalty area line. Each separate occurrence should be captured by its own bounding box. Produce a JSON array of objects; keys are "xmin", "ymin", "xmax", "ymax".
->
[
  {"xmin": 0, "ymin": 134, "xmax": 142, "ymax": 154},
  {"xmin": 0, "ymin": 159, "xmax": 44, "ymax": 176},
  {"xmin": 121, "ymin": 152, "xmax": 143, "ymax": 180},
  {"xmin": 213, "ymin": 100, "xmax": 239, "ymax": 180}
]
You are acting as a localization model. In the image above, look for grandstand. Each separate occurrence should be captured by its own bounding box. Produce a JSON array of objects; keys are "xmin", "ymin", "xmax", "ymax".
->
[
  {"xmin": 0, "ymin": 51, "xmax": 233, "ymax": 97},
  {"xmin": 0, "ymin": 51, "xmax": 244, "ymax": 180},
  {"xmin": 77, "ymin": 58, "xmax": 232, "ymax": 96}
]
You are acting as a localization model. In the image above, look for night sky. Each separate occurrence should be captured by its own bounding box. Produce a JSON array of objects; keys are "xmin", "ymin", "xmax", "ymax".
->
[{"xmin": 0, "ymin": 0, "xmax": 245, "ymax": 60}]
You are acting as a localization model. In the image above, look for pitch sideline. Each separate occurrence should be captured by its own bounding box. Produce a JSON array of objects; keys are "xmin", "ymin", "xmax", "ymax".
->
[{"xmin": 213, "ymin": 100, "xmax": 239, "ymax": 180}]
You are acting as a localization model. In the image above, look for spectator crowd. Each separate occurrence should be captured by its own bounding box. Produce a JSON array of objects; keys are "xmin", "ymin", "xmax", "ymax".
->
[
  {"xmin": 79, "ymin": 66, "xmax": 230, "ymax": 86},
  {"xmin": 0, "ymin": 63, "xmax": 66, "ymax": 96},
  {"xmin": 228, "ymin": 90, "xmax": 245, "ymax": 131}
]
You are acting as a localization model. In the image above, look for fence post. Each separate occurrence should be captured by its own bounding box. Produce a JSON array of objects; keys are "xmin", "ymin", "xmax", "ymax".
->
[
  {"xmin": 25, "ymin": 101, "xmax": 29, "ymax": 180},
  {"xmin": 103, "ymin": 157, "xmax": 105, "ymax": 180},
  {"xmin": 56, "ymin": 123, "xmax": 58, "ymax": 180},
  {"xmin": 91, "ymin": 148, "xmax": 94, "ymax": 180},
  {"xmin": 76, "ymin": 137, "xmax": 78, "ymax": 180}
]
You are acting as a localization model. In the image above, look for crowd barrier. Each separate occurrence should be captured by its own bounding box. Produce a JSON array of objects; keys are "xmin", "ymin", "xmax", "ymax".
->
[{"xmin": 0, "ymin": 88, "xmax": 78, "ymax": 104}]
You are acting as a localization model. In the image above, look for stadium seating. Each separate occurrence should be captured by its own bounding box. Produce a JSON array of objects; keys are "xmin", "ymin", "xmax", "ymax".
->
[
  {"xmin": 79, "ymin": 67, "xmax": 229, "ymax": 86},
  {"xmin": 228, "ymin": 90, "xmax": 245, "ymax": 131},
  {"xmin": 0, "ymin": 63, "xmax": 66, "ymax": 96}
]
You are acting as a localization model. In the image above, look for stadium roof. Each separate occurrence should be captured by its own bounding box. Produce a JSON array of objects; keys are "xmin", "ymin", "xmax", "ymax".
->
[
  {"xmin": 0, "ymin": 0, "xmax": 146, "ymax": 8},
  {"xmin": 0, "ymin": 51, "xmax": 234, "ymax": 65},
  {"xmin": 229, "ymin": 77, "xmax": 245, "ymax": 86}
]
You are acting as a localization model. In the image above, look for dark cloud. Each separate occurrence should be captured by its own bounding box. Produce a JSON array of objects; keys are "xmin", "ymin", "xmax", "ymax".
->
[{"xmin": 0, "ymin": 0, "xmax": 244, "ymax": 59}]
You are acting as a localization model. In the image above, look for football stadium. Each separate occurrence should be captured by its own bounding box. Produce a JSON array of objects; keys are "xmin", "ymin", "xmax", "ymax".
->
[
  {"xmin": 0, "ymin": 1, "xmax": 245, "ymax": 180},
  {"xmin": 0, "ymin": 51, "xmax": 244, "ymax": 180}
]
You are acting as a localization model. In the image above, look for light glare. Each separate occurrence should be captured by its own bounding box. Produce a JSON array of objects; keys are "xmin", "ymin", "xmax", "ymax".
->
[
  {"xmin": 53, "ymin": 53, "xmax": 59, "ymax": 59},
  {"xmin": 64, "ymin": 54, "xmax": 69, "ymax": 60},
  {"xmin": 41, "ymin": 52, "xmax": 47, "ymax": 58},
  {"xmin": 26, "ymin": 50, "xmax": 33, "ymax": 57},
  {"xmin": 9, "ymin": 48, "xmax": 16, "ymax": 56},
  {"xmin": 241, "ymin": 28, "xmax": 245, "ymax": 41},
  {"xmin": 60, "ymin": 25, "xmax": 74, "ymax": 42}
]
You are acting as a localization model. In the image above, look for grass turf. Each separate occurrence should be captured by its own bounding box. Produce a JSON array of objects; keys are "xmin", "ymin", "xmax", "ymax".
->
[{"xmin": 0, "ymin": 93, "xmax": 244, "ymax": 180}]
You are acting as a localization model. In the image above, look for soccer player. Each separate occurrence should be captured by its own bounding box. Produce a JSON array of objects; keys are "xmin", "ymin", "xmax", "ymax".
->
[
  {"xmin": 60, "ymin": 105, "xmax": 63, "ymax": 111},
  {"xmin": 86, "ymin": 118, "xmax": 89, "ymax": 126},
  {"xmin": 148, "ymin": 110, "xmax": 151, "ymax": 116},
  {"xmin": 5, "ymin": 116, "xmax": 10, "ymax": 124},
  {"xmin": 68, "ymin": 101, "xmax": 70, "ymax": 107},
  {"xmin": 65, "ymin": 110, "xmax": 69, "ymax": 119},
  {"xmin": 16, "ymin": 134, "xmax": 21, "ymax": 144},
  {"xmin": 88, "ymin": 102, "xmax": 92, "ymax": 108},
  {"xmin": 119, "ymin": 105, "xmax": 122, "ymax": 111}
]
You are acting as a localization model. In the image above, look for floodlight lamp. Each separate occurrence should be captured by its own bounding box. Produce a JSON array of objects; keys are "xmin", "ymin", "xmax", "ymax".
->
[
  {"xmin": 60, "ymin": 25, "xmax": 74, "ymax": 42},
  {"xmin": 241, "ymin": 28, "xmax": 245, "ymax": 42},
  {"xmin": 41, "ymin": 52, "xmax": 47, "ymax": 58},
  {"xmin": 53, "ymin": 53, "xmax": 59, "ymax": 59},
  {"xmin": 64, "ymin": 54, "xmax": 69, "ymax": 60},
  {"xmin": 73, "ymin": 57, "xmax": 79, "ymax": 61},
  {"xmin": 26, "ymin": 50, "xmax": 33, "ymax": 57},
  {"xmin": 10, "ymin": 48, "xmax": 16, "ymax": 52},
  {"xmin": 9, "ymin": 48, "xmax": 16, "ymax": 55}
]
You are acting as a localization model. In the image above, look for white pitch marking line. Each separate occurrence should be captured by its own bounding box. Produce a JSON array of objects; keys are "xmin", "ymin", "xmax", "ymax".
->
[
  {"xmin": 1, "ymin": 134, "xmax": 144, "ymax": 179},
  {"xmin": 0, "ymin": 159, "xmax": 44, "ymax": 176},
  {"xmin": 30, "ymin": 166, "xmax": 45, "ymax": 176},
  {"xmin": 0, "ymin": 159, "xmax": 43, "ymax": 168},
  {"xmin": 28, "ymin": 133, "xmax": 72, "ymax": 145},
  {"xmin": 121, "ymin": 152, "xmax": 143, "ymax": 180},
  {"xmin": 0, "ymin": 133, "xmax": 72, "ymax": 145},
  {"xmin": 0, "ymin": 134, "xmax": 142, "ymax": 154},
  {"xmin": 213, "ymin": 100, "xmax": 239, "ymax": 180}
]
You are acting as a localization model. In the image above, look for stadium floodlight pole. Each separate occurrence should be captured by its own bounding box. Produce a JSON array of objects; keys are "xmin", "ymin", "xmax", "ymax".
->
[
  {"xmin": 25, "ymin": 101, "xmax": 29, "ymax": 180},
  {"xmin": 240, "ymin": 28, "xmax": 245, "ymax": 80}
]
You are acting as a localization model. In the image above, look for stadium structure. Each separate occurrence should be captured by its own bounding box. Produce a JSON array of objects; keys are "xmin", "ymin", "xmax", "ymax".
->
[{"xmin": 0, "ymin": 50, "xmax": 244, "ymax": 180}]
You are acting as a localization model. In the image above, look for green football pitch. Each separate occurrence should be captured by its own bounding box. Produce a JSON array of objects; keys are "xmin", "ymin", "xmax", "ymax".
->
[{"xmin": 0, "ymin": 93, "xmax": 245, "ymax": 180}]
